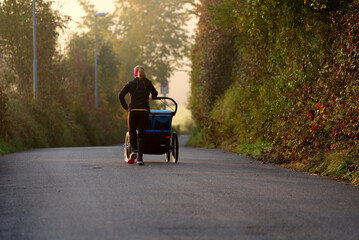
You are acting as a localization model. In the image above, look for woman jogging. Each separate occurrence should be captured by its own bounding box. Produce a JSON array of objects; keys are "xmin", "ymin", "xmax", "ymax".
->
[{"xmin": 119, "ymin": 65, "xmax": 158, "ymax": 165}]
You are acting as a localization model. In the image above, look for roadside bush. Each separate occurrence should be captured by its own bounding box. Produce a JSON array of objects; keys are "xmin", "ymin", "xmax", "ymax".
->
[
  {"xmin": 1, "ymin": 95, "xmax": 126, "ymax": 154},
  {"xmin": 32, "ymin": 100, "xmax": 77, "ymax": 147},
  {"xmin": 6, "ymin": 98, "xmax": 48, "ymax": 149},
  {"xmin": 189, "ymin": 0, "xmax": 236, "ymax": 131},
  {"xmin": 0, "ymin": 85, "xmax": 7, "ymax": 137},
  {"xmin": 190, "ymin": 1, "xmax": 359, "ymax": 184},
  {"xmin": 186, "ymin": 127, "xmax": 205, "ymax": 147},
  {"xmin": 71, "ymin": 103, "xmax": 125, "ymax": 147}
]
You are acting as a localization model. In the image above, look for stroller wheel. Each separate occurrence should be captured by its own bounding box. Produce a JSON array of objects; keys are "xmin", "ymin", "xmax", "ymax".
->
[
  {"xmin": 166, "ymin": 151, "xmax": 170, "ymax": 163},
  {"xmin": 124, "ymin": 132, "xmax": 131, "ymax": 162},
  {"xmin": 171, "ymin": 132, "xmax": 179, "ymax": 163}
]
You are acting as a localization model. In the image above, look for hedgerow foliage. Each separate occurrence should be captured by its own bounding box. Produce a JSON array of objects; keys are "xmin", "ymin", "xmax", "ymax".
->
[
  {"xmin": 189, "ymin": 0, "xmax": 236, "ymax": 146},
  {"xmin": 190, "ymin": 0, "xmax": 359, "ymax": 176}
]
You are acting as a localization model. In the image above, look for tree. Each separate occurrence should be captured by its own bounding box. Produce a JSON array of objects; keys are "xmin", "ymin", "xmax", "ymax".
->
[
  {"xmin": 113, "ymin": 0, "xmax": 191, "ymax": 84},
  {"xmin": 66, "ymin": 1, "xmax": 120, "ymax": 110},
  {"xmin": 0, "ymin": 0, "xmax": 69, "ymax": 99},
  {"xmin": 189, "ymin": 0, "xmax": 236, "ymax": 132}
]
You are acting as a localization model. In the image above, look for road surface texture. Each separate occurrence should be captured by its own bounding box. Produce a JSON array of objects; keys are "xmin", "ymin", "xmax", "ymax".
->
[{"xmin": 0, "ymin": 136, "xmax": 358, "ymax": 240}]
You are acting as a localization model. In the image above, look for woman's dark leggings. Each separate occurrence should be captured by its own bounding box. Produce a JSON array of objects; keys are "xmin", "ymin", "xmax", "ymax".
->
[{"xmin": 128, "ymin": 111, "xmax": 149, "ymax": 158}]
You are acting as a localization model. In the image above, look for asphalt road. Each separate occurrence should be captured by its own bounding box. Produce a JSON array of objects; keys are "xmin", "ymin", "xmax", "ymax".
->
[{"xmin": 0, "ymin": 136, "xmax": 358, "ymax": 240}]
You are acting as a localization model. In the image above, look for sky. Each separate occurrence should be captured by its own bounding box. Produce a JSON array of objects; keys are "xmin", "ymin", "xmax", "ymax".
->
[{"xmin": 51, "ymin": 0, "xmax": 196, "ymax": 109}]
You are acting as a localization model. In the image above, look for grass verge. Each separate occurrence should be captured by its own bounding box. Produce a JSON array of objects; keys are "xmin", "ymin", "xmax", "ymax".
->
[
  {"xmin": 286, "ymin": 152, "xmax": 359, "ymax": 186},
  {"xmin": 0, "ymin": 139, "xmax": 25, "ymax": 156},
  {"xmin": 186, "ymin": 131, "xmax": 359, "ymax": 186}
]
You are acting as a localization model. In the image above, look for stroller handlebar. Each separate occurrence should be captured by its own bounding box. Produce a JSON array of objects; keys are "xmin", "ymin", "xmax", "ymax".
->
[{"xmin": 152, "ymin": 97, "xmax": 177, "ymax": 116}]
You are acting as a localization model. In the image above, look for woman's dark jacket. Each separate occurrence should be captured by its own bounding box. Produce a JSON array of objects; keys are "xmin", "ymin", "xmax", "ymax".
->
[{"xmin": 119, "ymin": 77, "xmax": 158, "ymax": 111}]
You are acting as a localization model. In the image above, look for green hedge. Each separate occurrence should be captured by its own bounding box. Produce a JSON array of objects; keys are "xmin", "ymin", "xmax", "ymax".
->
[
  {"xmin": 0, "ymin": 95, "xmax": 126, "ymax": 155},
  {"xmin": 189, "ymin": 0, "xmax": 359, "ymax": 184}
]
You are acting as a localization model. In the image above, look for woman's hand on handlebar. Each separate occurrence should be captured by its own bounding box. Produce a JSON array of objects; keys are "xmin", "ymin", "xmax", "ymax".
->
[{"xmin": 149, "ymin": 96, "xmax": 158, "ymax": 100}]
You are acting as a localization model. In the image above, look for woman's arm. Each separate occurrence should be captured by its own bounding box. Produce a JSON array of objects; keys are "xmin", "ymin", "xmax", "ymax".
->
[
  {"xmin": 119, "ymin": 83, "xmax": 130, "ymax": 110},
  {"xmin": 148, "ymin": 80, "xmax": 158, "ymax": 99}
]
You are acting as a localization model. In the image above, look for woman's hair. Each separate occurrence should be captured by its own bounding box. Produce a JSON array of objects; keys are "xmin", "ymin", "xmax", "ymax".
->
[
  {"xmin": 134, "ymin": 65, "xmax": 144, "ymax": 71},
  {"xmin": 134, "ymin": 65, "xmax": 144, "ymax": 78},
  {"xmin": 134, "ymin": 65, "xmax": 147, "ymax": 90},
  {"xmin": 138, "ymin": 68, "xmax": 146, "ymax": 79}
]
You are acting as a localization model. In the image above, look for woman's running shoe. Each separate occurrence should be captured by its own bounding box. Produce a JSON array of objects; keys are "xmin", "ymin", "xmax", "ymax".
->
[
  {"xmin": 127, "ymin": 152, "xmax": 137, "ymax": 164},
  {"xmin": 137, "ymin": 158, "xmax": 144, "ymax": 166}
]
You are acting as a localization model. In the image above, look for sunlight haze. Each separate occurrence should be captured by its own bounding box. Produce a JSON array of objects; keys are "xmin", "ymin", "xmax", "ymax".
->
[{"xmin": 53, "ymin": 0, "xmax": 194, "ymax": 111}]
